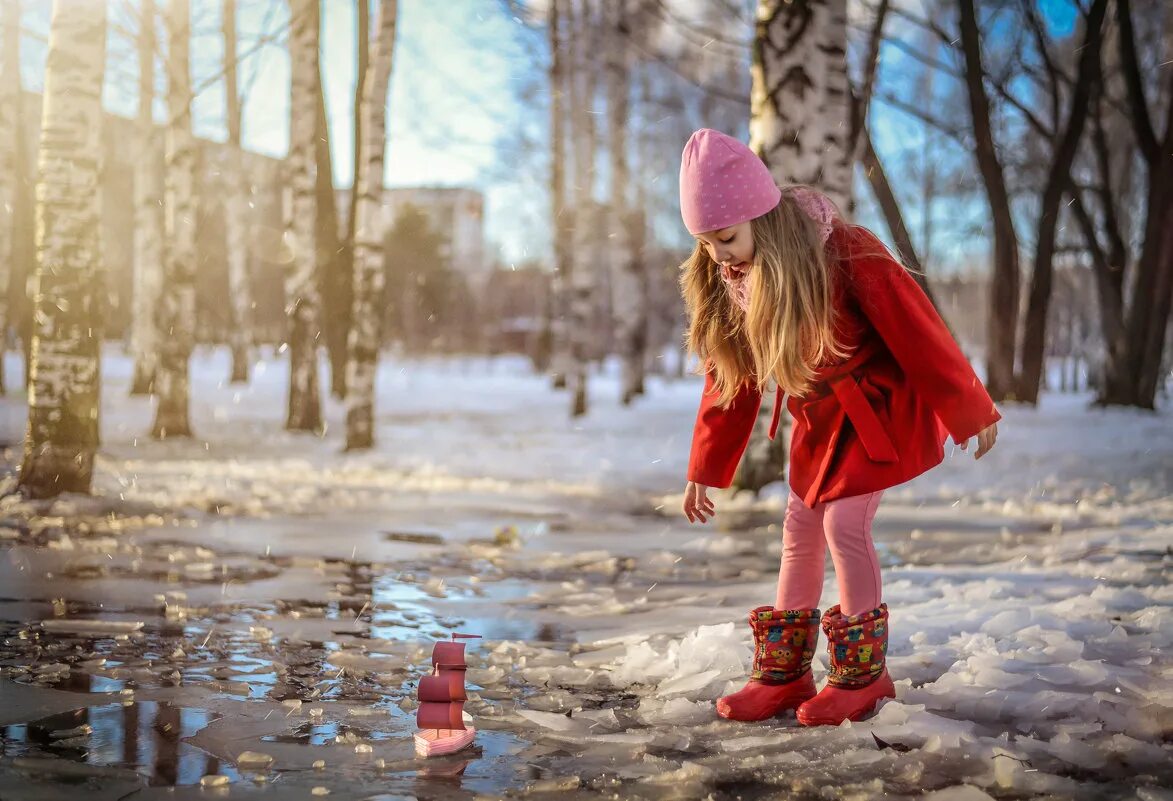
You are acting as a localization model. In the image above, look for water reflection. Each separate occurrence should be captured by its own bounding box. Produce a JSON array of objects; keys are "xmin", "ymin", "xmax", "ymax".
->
[{"xmin": 0, "ymin": 700, "xmax": 235, "ymax": 786}]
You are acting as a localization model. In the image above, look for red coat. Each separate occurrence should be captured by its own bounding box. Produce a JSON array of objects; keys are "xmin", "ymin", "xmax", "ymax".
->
[{"xmin": 687, "ymin": 224, "xmax": 1002, "ymax": 508}]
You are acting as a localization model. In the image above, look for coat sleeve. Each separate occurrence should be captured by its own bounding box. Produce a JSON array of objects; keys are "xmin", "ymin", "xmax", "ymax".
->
[
  {"xmin": 686, "ymin": 365, "xmax": 762, "ymax": 488},
  {"xmin": 844, "ymin": 226, "xmax": 1001, "ymax": 444}
]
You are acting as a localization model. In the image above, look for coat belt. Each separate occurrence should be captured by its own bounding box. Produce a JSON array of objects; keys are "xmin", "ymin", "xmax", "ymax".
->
[{"xmin": 768, "ymin": 338, "xmax": 899, "ymax": 465}]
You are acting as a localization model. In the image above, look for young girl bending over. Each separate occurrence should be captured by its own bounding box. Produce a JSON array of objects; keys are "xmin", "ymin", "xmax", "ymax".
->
[{"xmin": 677, "ymin": 129, "xmax": 1000, "ymax": 726}]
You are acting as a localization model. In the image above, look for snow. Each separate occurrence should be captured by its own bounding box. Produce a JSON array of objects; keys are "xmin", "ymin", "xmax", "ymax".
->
[{"xmin": 0, "ymin": 345, "xmax": 1170, "ymax": 798}]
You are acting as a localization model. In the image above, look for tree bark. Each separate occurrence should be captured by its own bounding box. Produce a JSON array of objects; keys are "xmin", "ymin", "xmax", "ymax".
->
[
  {"xmin": 958, "ymin": 0, "xmax": 1019, "ymax": 402},
  {"xmin": 750, "ymin": 0, "xmax": 852, "ymax": 209},
  {"xmin": 130, "ymin": 0, "xmax": 164, "ymax": 396},
  {"xmin": 1098, "ymin": 0, "xmax": 1173, "ymax": 409},
  {"xmin": 223, "ymin": 0, "xmax": 253, "ymax": 385},
  {"xmin": 0, "ymin": 0, "xmax": 22, "ymax": 395},
  {"xmin": 1016, "ymin": 0, "xmax": 1106, "ymax": 404},
  {"xmin": 19, "ymin": 0, "xmax": 106, "ymax": 497},
  {"xmin": 567, "ymin": 0, "xmax": 599, "ymax": 418},
  {"xmin": 285, "ymin": 0, "xmax": 324, "ymax": 433},
  {"xmin": 345, "ymin": 0, "xmax": 397, "ymax": 451},
  {"xmin": 607, "ymin": 0, "xmax": 646, "ymax": 405},
  {"xmin": 151, "ymin": 0, "xmax": 196, "ymax": 439},
  {"xmin": 315, "ymin": 71, "xmax": 344, "ymax": 399},
  {"xmin": 337, "ymin": 0, "xmax": 370, "ymax": 395},
  {"xmin": 545, "ymin": 0, "xmax": 572, "ymax": 389}
]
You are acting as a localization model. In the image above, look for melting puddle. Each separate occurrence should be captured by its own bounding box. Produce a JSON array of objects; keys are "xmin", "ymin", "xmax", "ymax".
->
[
  {"xmin": 367, "ymin": 575, "xmax": 570, "ymax": 644},
  {"xmin": 0, "ymin": 700, "xmax": 235, "ymax": 786},
  {"xmin": 263, "ymin": 720, "xmax": 401, "ymax": 746}
]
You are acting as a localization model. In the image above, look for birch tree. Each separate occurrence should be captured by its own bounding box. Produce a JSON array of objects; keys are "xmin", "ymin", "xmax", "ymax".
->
[
  {"xmin": 338, "ymin": 0, "xmax": 369, "ymax": 390},
  {"xmin": 345, "ymin": 0, "xmax": 397, "ymax": 450},
  {"xmin": 749, "ymin": 0, "xmax": 851, "ymax": 208},
  {"xmin": 566, "ymin": 0, "xmax": 599, "ymax": 418},
  {"xmin": 315, "ymin": 71, "xmax": 343, "ymax": 399},
  {"xmin": 0, "ymin": 0, "xmax": 21, "ymax": 396},
  {"xmin": 223, "ymin": 0, "xmax": 253, "ymax": 384},
  {"xmin": 130, "ymin": 0, "xmax": 164, "ymax": 396},
  {"xmin": 285, "ymin": 0, "xmax": 323, "ymax": 432},
  {"xmin": 151, "ymin": 0, "xmax": 196, "ymax": 439},
  {"xmin": 542, "ymin": 0, "xmax": 571, "ymax": 382},
  {"xmin": 736, "ymin": 0, "xmax": 851, "ymax": 493},
  {"xmin": 606, "ymin": 0, "xmax": 647, "ymax": 405},
  {"xmin": 19, "ymin": 0, "xmax": 106, "ymax": 498}
]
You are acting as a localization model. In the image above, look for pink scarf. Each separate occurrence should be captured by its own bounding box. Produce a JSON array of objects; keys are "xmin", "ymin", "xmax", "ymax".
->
[{"xmin": 720, "ymin": 188, "xmax": 837, "ymax": 313}]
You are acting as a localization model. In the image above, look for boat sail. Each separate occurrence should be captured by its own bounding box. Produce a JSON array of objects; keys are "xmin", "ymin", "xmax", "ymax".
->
[{"xmin": 414, "ymin": 632, "xmax": 481, "ymax": 758}]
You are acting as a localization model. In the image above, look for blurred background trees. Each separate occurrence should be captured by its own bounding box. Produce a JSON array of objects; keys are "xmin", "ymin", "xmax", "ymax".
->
[{"xmin": 0, "ymin": 0, "xmax": 1169, "ymax": 498}]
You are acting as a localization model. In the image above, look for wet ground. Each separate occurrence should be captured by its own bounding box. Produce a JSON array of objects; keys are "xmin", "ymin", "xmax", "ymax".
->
[
  {"xmin": 0, "ymin": 473, "xmax": 1106, "ymax": 801},
  {"xmin": 1, "ymin": 353, "xmax": 1169, "ymax": 799}
]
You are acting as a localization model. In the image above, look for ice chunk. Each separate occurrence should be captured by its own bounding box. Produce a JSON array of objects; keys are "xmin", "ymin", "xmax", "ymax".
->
[
  {"xmin": 981, "ymin": 609, "xmax": 1032, "ymax": 638},
  {"xmin": 923, "ymin": 787, "xmax": 995, "ymax": 801},
  {"xmin": 236, "ymin": 751, "xmax": 274, "ymax": 768},
  {"xmin": 516, "ymin": 709, "xmax": 588, "ymax": 732},
  {"xmin": 637, "ymin": 697, "xmax": 712, "ymax": 727},
  {"xmin": 610, "ymin": 621, "xmax": 744, "ymax": 693},
  {"xmin": 40, "ymin": 620, "xmax": 144, "ymax": 635},
  {"xmin": 656, "ymin": 669, "xmax": 721, "ymax": 697}
]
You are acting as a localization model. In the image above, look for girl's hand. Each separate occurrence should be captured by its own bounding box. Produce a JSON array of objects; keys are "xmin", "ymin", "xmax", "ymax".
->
[
  {"xmin": 683, "ymin": 481, "xmax": 715, "ymax": 523},
  {"xmin": 958, "ymin": 422, "xmax": 998, "ymax": 460}
]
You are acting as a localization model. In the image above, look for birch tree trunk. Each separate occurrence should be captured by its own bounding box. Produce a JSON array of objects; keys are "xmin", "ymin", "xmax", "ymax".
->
[
  {"xmin": 338, "ymin": 0, "xmax": 369, "ymax": 395},
  {"xmin": 543, "ymin": 0, "xmax": 571, "ymax": 384},
  {"xmin": 151, "ymin": 0, "xmax": 196, "ymax": 439},
  {"xmin": 223, "ymin": 0, "xmax": 253, "ymax": 384},
  {"xmin": 606, "ymin": 0, "xmax": 646, "ymax": 405},
  {"xmin": 737, "ymin": 0, "xmax": 851, "ymax": 493},
  {"xmin": 315, "ymin": 75, "xmax": 344, "ymax": 399},
  {"xmin": 0, "ymin": 0, "xmax": 21, "ymax": 396},
  {"xmin": 285, "ymin": 0, "xmax": 323, "ymax": 432},
  {"xmin": 345, "ymin": 0, "xmax": 397, "ymax": 451},
  {"xmin": 19, "ymin": 0, "xmax": 106, "ymax": 498},
  {"xmin": 750, "ymin": 0, "xmax": 851, "ymax": 209},
  {"xmin": 130, "ymin": 0, "xmax": 164, "ymax": 396},
  {"xmin": 567, "ymin": 0, "xmax": 598, "ymax": 418}
]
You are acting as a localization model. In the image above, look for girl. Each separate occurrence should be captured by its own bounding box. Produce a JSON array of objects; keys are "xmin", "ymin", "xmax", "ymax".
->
[{"xmin": 676, "ymin": 129, "xmax": 1000, "ymax": 727}]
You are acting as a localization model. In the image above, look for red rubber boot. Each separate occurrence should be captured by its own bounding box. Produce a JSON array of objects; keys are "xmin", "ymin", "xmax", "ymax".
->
[
  {"xmin": 797, "ymin": 603, "xmax": 895, "ymax": 726},
  {"xmin": 716, "ymin": 606, "xmax": 820, "ymax": 722}
]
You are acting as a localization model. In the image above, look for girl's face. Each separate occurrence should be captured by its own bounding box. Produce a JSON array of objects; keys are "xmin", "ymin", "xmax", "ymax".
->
[{"xmin": 694, "ymin": 220, "xmax": 755, "ymax": 281}]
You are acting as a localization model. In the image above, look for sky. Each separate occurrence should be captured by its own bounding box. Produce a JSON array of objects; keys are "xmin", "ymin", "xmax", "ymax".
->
[
  {"xmin": 15, "ymin": 0, "xmax": 1086, "ymax": 270},
  {"xmin": 18, "ymin": 1, "xmax": 538, "ymax": 262}
]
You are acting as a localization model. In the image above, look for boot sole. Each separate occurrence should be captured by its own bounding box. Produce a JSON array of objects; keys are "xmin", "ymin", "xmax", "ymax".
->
[
  {"xmin": 795, "ymin": 705, "xmax": 879, "ymax": 726},
  {"xmin": 795, "ymin": 691, "xmax": 895, "ymax": 726},
  {"xmin": 716, "ymin": 694, "xmax": 816, "ymax": 722}
]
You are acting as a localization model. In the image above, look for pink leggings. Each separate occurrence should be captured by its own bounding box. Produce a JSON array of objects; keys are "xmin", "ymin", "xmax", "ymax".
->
[{"xmin": 775, "ymin": 488, "xmax": 884, "ymax": 617}]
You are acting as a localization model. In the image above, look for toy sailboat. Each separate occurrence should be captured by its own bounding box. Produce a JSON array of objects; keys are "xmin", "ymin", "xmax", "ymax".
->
[{"xmin": 413, "ymin": 632, "xmax": 481, "ymax": 758}]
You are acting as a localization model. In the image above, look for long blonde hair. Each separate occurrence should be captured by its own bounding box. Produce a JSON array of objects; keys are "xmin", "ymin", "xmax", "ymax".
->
[{"xmin": 679, "ymin": 188, "xmax": 849, "ymax": 407}]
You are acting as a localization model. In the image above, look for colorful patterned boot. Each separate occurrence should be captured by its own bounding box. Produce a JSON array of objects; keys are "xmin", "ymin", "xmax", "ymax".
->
[
  {"xmin": 716, "ymin": 606, "xmax": 819, "ymax": 722},
  {"xmin": 796, "ymin": 603, "xmax": 895, "ymax": 726}
]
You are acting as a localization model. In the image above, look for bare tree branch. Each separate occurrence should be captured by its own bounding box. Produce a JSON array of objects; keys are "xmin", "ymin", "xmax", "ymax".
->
[
  {"xmin": 615, "ymin": 16, "xmax": 749, "ymax": 104},
  {"xmin": 874, "ymin": 90, "xmax": 967, "ymax": 143},
  {"xmin": 642, "ymin": 0, "xmax": 749, "ymax": 52},
  {"xmin": 1019, "ymin": 0, "xmax": 1064, "ymax": 127},
  {"xmin": 853, "ymin": 24, "xmax": 962, "ymax": 79},
  {"xmin": 1114, "ymin": 0, "xmax": 1158, "ymax": 162}
]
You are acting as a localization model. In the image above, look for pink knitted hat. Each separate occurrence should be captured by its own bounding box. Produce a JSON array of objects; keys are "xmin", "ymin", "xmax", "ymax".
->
[{"xmin": 679, "ymin": 128, "xmax": 781, "ymax": 235}]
